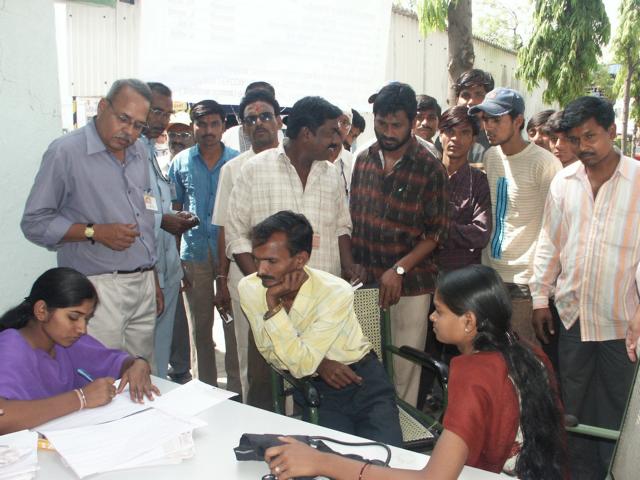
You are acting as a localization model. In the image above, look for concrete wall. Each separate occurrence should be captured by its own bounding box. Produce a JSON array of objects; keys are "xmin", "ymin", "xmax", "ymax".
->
[{"xmin": 0, "ymin": 0, "xmax": 60, "ymax": 311}]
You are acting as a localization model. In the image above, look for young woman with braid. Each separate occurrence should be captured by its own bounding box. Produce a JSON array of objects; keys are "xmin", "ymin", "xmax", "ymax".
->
[
  {"xmin": 263, "ymin": 265, "xmax": 566, "ymax": 480},
  {"xmin": 0, "ymin": 267, "xmax": 159, "ymax": 434}
]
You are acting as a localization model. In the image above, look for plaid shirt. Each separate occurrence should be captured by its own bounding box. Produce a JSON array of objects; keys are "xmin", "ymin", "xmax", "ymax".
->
[{"xmin": 350, "ymin": 137, "xmax": 449, "ymax": 295}]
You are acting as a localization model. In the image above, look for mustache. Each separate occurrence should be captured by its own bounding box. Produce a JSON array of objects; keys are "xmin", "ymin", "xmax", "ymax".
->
[
  {"xmin": 114, "ymin": 134, "xmax": 133, "ymax": 143},
  {"xmin": 258, "ymin": 274, "xmax": 275, "ymax": 281},
  {"xmin": 328, "ymin": 143, "xmax": 339, "ymax": 149},
  {"xmin": 578, "ymin": 151, "xmax": 594, "ymax": 159}
]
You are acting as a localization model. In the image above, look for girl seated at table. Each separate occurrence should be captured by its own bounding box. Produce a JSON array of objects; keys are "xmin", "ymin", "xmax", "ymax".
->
[
  {"xmin": 0, "ymin": 267, "xmax": 159, "ymax": 434},
  {"xmin": 263, "ymin": 265, "xmax": 565, "ymax": 480}
]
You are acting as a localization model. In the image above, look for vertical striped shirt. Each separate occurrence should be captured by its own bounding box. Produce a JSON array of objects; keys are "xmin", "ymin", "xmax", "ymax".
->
[
  {"xmin": 482, "ymin": 143, "xmax": 561, "ymax": 284},
  {"xmin": 529, "ymin": 155, "xmax": 640, "ymax": 341}
]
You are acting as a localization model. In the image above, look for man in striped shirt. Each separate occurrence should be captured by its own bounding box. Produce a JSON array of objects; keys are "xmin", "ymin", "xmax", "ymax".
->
[
  {"xmin": 530, "ymin": 96, "xmax": 640, "ymax": 478},
  {"xmin": 469, "ymin": 88, "xmax": 561, "ymax": 345}
]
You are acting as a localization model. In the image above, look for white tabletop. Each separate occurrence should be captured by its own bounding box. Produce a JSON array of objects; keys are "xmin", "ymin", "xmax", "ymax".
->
[{"xmin": 37, "ymin": 377, "xmax": 508, "ymax": 479}]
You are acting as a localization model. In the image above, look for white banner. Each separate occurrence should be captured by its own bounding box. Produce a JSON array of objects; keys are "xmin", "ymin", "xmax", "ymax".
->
[{"xmin": 138, "ymin": 0, "xmax": 392, "ymax": 110}]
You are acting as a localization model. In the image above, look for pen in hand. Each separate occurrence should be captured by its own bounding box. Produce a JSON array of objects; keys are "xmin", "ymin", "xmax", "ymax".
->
[{"xmin": 76, "ymin": 368, "xmax": 94, "ymax": 382}]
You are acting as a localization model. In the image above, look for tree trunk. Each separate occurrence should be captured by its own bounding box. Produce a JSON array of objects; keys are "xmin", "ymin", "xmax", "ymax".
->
[
  {"xmin": 447, "ymin": 0, "xmax": 475, "ymax": 105},
  {"xmin": 622, "ymin": 57, "xmax": 632, "ymax": 156}
]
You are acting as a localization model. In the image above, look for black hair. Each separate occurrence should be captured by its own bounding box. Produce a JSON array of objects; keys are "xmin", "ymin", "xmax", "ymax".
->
[
  {"xmin": 439, "ymin": 105, "xmax": 479, "ymax": 136},
  {"xmin": 146, "ymin": 82, "xmax": 172, "ymax": 98},
  {"xmin": 373, "ymin": 82, "xmax": 418, "ymax": 122},
  {"xmin": 351, "ymin": 109, "xmax": 366, "ymax": 131},
  {"xmin": 285, "ymin": 96, "xmax": 342, "ymax": 139},
  {"xmin": 190, "ymin": 99, "xmax": 226, "ymax": 122},
  {"xmin": 507, "ymin": 110, "xmax": 526, "ymax": 132},
  {"xmin": 251, "ymin": 210, "xmax": 313, "ymax": 256},
  {"xmin": 245, "ymin": 81, "xmax": 276, "ymax": 97},
  {"xmin": 526, "ymin": 109, "xmax": 555, "ymax": 132},
  {"xmin": 238, "ymin": 90, "xmax": 281, "ymax": 122},
  {"xmin": 541, "ymin": 111, "xmax": 567, "ymax": 135},
  {"xmin": 436, "ymin": 265, "xmax": 565, "ymax": 480},
  {"xmin": 106, "ymin": 78, "xmax": 152, "ymax": 103},
  {"xmin": 561, "ymin": 95, "xmax": 615, "ymax": 130},
  {"xmin": 454, "ymin": 69, "xmax": 495, "ymax": 97},
  {"xmin": 0, "ymin": 268, "xmax": 98, "ymax": 331},
  {"xmin": 416, "ymin": 94, "xmax": 442, "ymax": 117}
]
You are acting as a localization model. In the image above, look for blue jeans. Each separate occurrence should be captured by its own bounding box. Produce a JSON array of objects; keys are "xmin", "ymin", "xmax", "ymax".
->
[{"xmin": 300, "ymin": 352, "xmax": 403, "ymax": 447}]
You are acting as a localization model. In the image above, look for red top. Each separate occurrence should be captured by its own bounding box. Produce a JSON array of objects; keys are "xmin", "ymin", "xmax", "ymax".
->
[{"xmin": 443, "ymin": 351, "xmax": 521, "ymax": 473}]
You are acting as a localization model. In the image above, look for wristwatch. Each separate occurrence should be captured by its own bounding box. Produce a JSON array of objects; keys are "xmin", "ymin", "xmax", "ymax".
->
[
  {"xmin": 85, "ymin": 223, "xmax": 95, "ymax": 245},
  {"xmin": 393, "ymin": 264, "xmax": 405, "ymax": 276}
]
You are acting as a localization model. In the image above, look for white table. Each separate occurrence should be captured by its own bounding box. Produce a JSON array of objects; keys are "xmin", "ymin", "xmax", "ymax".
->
[{"xmin": 38, "ymin": 378, "xmax": 509, "ymax": 479}]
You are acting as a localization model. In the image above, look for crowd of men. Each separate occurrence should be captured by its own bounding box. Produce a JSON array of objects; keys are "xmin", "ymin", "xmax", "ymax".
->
[{"xmin": 20, "ymin": 68, "xmax": 640, "ymax": 479}]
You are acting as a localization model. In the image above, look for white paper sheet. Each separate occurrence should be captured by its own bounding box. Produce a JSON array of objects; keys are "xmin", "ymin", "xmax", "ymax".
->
[
  {"xmin": 0, "ymin": 430, "xmax": 38, "ymax": 480},
  {"xmin": 35, "ymin": 388, "xmax": 150, "ymax": 433},
  {"xmin": 44, "ymin": 409, "xmax": 205, "ymax": 478},
  {"xmin": 152, "ymin": 379, "xmax": 236, "ymax": 417}
]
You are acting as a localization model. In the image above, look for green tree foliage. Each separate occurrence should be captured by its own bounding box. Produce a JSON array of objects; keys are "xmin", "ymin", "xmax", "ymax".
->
[
  {"xmin": 612, "ymin": 0, "xmax": 640, "ymax": 155},
  {"xmin": 516, "ymin": 0, "xmax": 610, "ymax": 106}
]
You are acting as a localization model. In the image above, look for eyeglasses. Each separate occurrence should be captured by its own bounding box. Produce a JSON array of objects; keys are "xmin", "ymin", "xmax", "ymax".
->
[
  {"xmin": 106, "ymin": 100, "xmax": 148, "ymax": 132},
  {"xmin": 168, "ymin": 131, "xmax": 193, "ymax": 140},
  {"xmin": 338, "ymin": 118, "xmax": 352, "ymax": 129},
  {"xmin": 149, "ymin": 107, "xmax": 175, "ymax": 121},
  {"xmin": 243, "ymin": 112, "xmax": 276, "ymax": 126}
]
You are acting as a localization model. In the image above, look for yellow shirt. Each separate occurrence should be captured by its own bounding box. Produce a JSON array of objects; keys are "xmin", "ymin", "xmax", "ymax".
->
[{"xmin": 238, "ymin": 266, "xmax": 371, "ymax": 378}]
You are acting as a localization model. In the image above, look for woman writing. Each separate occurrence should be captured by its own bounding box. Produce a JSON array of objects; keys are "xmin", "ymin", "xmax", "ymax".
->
[
  {"xmin": 264, "ymin": 265, "xmax": 565, "ymax": 480},
  {"xmin": 0, "ymin": 267, "xmax": 159, "ymax": 434}
]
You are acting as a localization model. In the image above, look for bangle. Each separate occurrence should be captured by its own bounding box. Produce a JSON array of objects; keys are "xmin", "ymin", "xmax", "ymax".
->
[
  {"xmin": 263, "ymin": 303, "xmax": 283, "ymax": 320},
  {"xmin": 215, "ymin": 275, "xmax": 227, "ymax": 280},
  {"xmin": 358, "ymin": 461, "xmax": 371, "ymax": 480},
  {"xmin": 74, "ymin": 388, "xmax": 87, "ymax": 410}
]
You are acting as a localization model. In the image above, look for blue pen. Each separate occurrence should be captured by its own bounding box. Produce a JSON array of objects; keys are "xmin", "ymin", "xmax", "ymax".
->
[{"xmin": 76, "ymin": 368, "xmax": 94, "ymax": 382}]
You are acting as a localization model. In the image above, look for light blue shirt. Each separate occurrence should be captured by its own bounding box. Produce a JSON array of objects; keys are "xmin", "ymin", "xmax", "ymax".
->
[
  {"xmin": 142, "ymin": 136, "xmax": 182, "ymax": 289},
  {"xmin": 169, "ymin": 143, "xmax": 238, "ymax": 262},
  {"xmin": 21, "ymin": 119, "xmax": 156, "ymax": 276}
]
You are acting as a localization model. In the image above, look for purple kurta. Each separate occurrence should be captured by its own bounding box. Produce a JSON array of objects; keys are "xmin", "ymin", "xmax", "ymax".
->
[{"xmin": 0, "ymin": 329, "xmax": 129, "ymax": 400}]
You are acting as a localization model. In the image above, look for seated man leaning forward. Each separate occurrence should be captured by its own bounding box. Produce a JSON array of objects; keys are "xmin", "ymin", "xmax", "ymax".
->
[{"xmin": 238, "ymin": 211, "xmax": 402, "ymax": 446}]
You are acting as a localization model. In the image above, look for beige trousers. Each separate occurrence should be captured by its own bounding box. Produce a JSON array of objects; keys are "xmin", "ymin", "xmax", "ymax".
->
[
  {"xmin": 182, "ymin": 253, "xmax": 241, "ymax": 393},
  {"xmin": 228, "ymin": 259, "xmax": 250, "ymax": 402},
  {"xmin": 389, "ymin": 293, "xmax": 432, "ymax": 407},
  {"xmin": 87, "ymin": 270, "xmax": 156, "ymax": 362}
]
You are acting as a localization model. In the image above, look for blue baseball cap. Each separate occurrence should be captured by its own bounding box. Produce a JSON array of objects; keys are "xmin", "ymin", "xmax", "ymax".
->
[{"xmin": 468, "ymin": 88, "xmax": 525, "ymax": 116}]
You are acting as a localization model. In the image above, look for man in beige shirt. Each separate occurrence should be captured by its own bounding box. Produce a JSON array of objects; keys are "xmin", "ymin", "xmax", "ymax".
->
[
  {"xmin": 469, "ymin": 88, "xmax": 561, "ymax": 344},
  {"xmin": 212, "ymin": 89, "xmax": 283, "ymax": 402}
]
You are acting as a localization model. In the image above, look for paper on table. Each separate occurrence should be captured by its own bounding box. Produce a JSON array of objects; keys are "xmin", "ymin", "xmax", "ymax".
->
[
  {"xmin": 44, "ymin": 409, "xmax": 205, "ymax": 479},
  {"xmin": 0, "ymin": 430, "xmax": 38, "ymax": 480},
  {"xmin": 35, "ymin": 386, "xmax": 150, "ymax": 433},
  {"xmin": 152, "ymin": 379, "xmax": 236, "ymax": 417},
  {"xmin": 104, "ymin": 431, "xmax": 196, "ymax": 473}
]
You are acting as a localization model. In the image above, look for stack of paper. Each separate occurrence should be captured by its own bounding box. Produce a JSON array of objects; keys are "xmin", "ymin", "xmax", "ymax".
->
[
  {"xmin": 0, "ymin": 430, "xmax": 38, "ymax": 480},
  {"xmin": 43, "ymin": 409, "xmax": 205, "ymax": 478},
  {"xmin": 36, "ymin": 379, "xmax": 235, "ymax": 478}
]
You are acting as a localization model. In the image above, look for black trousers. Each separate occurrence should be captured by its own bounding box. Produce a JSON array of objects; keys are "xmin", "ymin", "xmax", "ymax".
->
[
  {"xmin": 302, "ymin": 352, "xmax": 403, "ymax": 447},
  {"xmin": 559, "ymin": 321, "xmax": 634, "ymax": 479}
]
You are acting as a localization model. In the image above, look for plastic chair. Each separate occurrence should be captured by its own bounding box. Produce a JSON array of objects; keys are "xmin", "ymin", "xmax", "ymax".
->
[{"xmin": 269, "ymin": 287, "xmax": 448, "ymax": 451}]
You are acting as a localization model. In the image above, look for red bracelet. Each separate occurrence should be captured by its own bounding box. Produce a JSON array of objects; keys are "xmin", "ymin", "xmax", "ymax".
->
[{"xmin": 358, "ymin": 461, "xmax": 371, "ymax": 480}]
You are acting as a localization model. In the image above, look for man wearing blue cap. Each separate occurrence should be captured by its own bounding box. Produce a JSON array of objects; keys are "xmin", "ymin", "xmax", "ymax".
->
[{"xmin": 469, "ymin": 88, "xmax": 561, "ymax": 344}]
